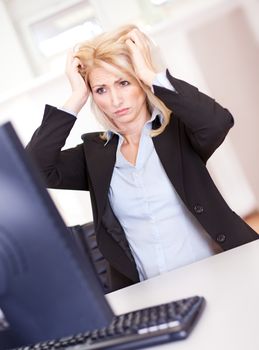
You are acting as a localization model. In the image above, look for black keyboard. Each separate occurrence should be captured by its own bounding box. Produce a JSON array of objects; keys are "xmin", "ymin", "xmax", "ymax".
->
[{"xmin": 14, "ymin": 295, "xmax": 205, "ymax": 350}]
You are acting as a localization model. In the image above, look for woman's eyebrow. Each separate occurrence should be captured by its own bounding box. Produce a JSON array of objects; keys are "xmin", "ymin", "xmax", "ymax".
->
[
  {"xmin": 92, "ymin": 78, "xmax": 125, "ymax": 89},
  {"xmin": 92, "ymin": 83, "xmax": 106, "ymax": 89}
]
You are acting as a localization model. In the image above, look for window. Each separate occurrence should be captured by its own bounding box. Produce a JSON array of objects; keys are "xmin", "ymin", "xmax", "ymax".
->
[{"xmin": 20, "ymin": 0, "xmax": 102, "ymax": 74}]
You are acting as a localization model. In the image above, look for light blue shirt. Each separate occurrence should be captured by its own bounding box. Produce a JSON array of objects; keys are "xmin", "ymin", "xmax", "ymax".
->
[{"xmin": 108, "ymin": 109, "xmax": 220, "ymax": 281}]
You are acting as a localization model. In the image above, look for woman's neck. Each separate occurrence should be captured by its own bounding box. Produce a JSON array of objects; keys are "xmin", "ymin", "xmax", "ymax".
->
[{"xmin": 118, "ymin": 109, "xmax": 150, "ymax": 145}]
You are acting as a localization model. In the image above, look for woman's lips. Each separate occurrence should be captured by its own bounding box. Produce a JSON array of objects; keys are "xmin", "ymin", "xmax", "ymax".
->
[{"xmin": 114, "ymin": 108, "xmax": 130, "ymax": 116}]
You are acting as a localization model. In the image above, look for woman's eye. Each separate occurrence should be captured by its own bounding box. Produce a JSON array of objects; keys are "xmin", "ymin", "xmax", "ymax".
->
[
  {"xmin": 96, "ymin": 87, "xmax": 106, "ymax": 94},
  {"xmin": 120, "ymin": 80, "xmax": 130, "ymax": 86}
]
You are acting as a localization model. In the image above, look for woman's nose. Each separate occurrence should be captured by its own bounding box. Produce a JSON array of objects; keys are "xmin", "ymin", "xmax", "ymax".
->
[{"xmin": 110, "ymin": 89, "xmax": 123, "ymax": 107}]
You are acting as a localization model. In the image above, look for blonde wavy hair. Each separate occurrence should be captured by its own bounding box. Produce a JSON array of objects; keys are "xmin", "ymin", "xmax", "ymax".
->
[{"xmin": 75, "ymin": 24, "xmax": 171, "ymax": 139}]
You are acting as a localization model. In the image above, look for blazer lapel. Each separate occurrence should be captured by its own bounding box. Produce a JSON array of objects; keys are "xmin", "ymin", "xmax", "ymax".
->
[
  {"xmin": 84, "ymin": 117, "xmax": 187, "ymax": 224},
  {"xmin": 152, "ymin": 117, "xmax": 187, "ymax": 205},
  {"xmin": 83, "ymin": 133, "xmax": 118, "ymax": 225}
]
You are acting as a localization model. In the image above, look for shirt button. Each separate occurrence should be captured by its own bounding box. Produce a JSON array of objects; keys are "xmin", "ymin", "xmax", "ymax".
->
[
  {"xmin": 194, "ymin": 205, "xmax": 204, "ymax": 214},
  {"xmin": 216, "ymin": 234, "xmax": 226, "ymax": 243}
]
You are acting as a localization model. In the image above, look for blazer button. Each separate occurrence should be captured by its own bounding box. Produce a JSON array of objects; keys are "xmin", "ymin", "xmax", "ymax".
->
[
  {"xmin": 216, "ymin": 234, "xmax": 226, "ymax": 243},
  {"xmin": 194, "ymin": 205, "xmax": 204, "ymax": 214}
]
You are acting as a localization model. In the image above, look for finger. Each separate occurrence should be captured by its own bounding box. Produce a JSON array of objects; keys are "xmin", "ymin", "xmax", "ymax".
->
[
  {"xmin": 136, "ymin": 33, "xmax": 153, "ymax": 66},
  {"xmin": 130, "ymin": 29, "xmax": 149, "ymax": 50},
  {"xmin": 126, "ymin": 37, "xmax": 152, "ymax": 68},
  {"xmin": 125, "ymin": 38, "xmax": 136, "ymax": 49},
  {"xmin": 72, "ymin": 57, "xmax": 82, "ymax": 68},
  {"xmin": 65, "ymin": 51, "xmax": 82, "ymax": 75},
  {"xmin": 70, "ymin": 56, "xmax": 84, "ymax": 74},
  {"xmin": 125, "ymin": 30, "xmax": 143, "ymax": 47}
]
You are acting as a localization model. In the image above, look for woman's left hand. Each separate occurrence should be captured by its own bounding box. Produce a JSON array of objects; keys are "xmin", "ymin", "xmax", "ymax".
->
[{"xmin": 125, "ymin": 29, "xmax": 157, "ymax": 87}]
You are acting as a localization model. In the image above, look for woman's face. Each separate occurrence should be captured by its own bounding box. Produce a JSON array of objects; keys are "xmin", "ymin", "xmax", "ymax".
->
[{"xmin": 88, "ymin": 65, "xmax": 148, "ymax": 130}]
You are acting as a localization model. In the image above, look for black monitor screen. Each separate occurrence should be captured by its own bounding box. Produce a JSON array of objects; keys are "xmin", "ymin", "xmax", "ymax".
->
[{"xmin": 0, "ymin": 122, "xmax": 113, "ymax": 348}]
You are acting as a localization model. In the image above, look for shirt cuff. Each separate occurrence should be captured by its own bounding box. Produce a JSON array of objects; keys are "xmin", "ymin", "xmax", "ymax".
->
[
  {"xmin": 58, "ymin": 106, "xmax": 78, "ymax": 117},
  {"xmin": 151, "ymin": 71, "xmax": 177, "ymax": 93}
]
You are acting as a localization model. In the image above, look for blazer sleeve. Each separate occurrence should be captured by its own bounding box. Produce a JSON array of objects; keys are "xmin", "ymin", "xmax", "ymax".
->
[
  {"xmin": 26, "ymin": 104, "xmax": 88, "ymax": 190},
  {"xmin": 152, "ymin": 69, "xmax": 234, "ymax": 162}
]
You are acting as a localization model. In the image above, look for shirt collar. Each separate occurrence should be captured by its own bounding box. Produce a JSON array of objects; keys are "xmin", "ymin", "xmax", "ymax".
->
[{"xmin": 104, "ymin": 107, "xmax": 164, "ymax": 146}]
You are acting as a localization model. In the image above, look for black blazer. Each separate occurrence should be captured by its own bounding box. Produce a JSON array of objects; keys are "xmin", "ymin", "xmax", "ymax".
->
[{"xmin": 27, "ymin": 70, "xmax": 258, "ymax": 291}]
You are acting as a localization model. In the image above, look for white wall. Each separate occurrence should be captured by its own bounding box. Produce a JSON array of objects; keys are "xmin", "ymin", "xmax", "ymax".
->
[
  {"xmin": 149, "ymin": 2, "xmax": 258, "ymax": 216},
  {"xmin": 188, "ymin": 5, "xmax": 259, "ymax": 210},
  {"xmin": 0, "ymin": 1, "xmax": 33, "ymax": 92}
]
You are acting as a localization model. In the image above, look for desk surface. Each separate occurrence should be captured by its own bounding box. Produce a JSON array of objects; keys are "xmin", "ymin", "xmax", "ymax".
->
[{"xmin": 106, "ymin": 239, "xmax": 259, "ymax": 350}]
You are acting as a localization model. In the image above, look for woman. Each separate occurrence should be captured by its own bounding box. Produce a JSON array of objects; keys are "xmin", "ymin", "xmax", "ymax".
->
[{"xmin": 27, "ymin": 24, "xmax": 258, "ymax": 291}]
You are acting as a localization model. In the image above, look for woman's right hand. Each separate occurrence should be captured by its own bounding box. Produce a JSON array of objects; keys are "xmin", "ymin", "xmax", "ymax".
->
[{"xmin": 63, "ymin": 50, "xmax": 90, "ymax": 115}]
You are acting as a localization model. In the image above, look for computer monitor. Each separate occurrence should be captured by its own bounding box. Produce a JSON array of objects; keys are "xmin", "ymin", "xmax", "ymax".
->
[{"xmin": 0, "ymin": 122, "xmax": 114, "ymax": 348}]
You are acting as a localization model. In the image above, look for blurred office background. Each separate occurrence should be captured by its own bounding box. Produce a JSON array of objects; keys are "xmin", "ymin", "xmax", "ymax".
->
[{"xmin": 0, "ymin": 0, "xmax": 258, "ymax": 230}]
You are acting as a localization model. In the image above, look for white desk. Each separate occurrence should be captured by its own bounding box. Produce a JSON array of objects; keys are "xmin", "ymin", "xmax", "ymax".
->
[{"xmin": 106, "ymin": 239, "xmax": 259, "ymax": 350}]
